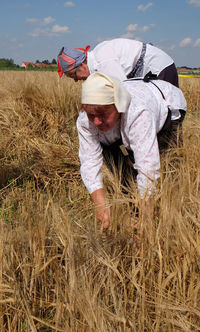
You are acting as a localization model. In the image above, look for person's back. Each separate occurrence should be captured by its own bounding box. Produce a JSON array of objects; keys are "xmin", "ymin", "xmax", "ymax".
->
[
  {"xmin": 58, "ymin": 38, "xmax": 179, "ymax": 86},
  {"xmin": 87, "ymin": 38, "xmax": 176, "ymax": 82},
  {"xmin": 89, "ymin": 38, "xmax": 143, "ymax": 79}
]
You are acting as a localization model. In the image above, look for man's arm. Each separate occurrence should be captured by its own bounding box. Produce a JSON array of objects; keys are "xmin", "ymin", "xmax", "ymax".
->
[
  {"xmin": 76, "ymin": 111, "xmax": 104, "ymax": 194},
  {"xmin": 77, "ymin": 112, "xmax": 111, "ymax": 228}
]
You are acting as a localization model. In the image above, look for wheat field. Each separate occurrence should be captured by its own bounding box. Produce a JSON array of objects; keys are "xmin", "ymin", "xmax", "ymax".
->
[{"xmin": 0, "ymin": 71, "xmax": 199, "ymax": 332}]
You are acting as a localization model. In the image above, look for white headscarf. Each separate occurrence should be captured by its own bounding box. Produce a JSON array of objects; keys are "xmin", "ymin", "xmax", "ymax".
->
[{"xmin": 81, "ymin": 72, "xmax": 131, "ymax": 113}]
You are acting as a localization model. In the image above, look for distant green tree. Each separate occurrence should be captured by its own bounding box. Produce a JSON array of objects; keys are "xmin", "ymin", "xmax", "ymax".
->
[
  {"xmin": 35, "ymin": 59, "xmax": 40, "ymax": 64},
  {"xmin": 27, "ymin": 63, "xmax": 34, "ymax": 69},
  {"xmin": 43, "ymin": 60, "xmax": 49, "ymax": 64},
  {"xmin": 0, "ymin": 58, "xmax": 16, "ymax": 68},
  {"xmin": 51, "ymin": 58, "xmax": 57, "ymax": 64}
]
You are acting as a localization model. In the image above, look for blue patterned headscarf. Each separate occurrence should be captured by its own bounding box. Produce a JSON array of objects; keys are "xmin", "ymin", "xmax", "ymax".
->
[{"xmin": 57, "ymin": 45, "xmax": 90, "ymax": 77}]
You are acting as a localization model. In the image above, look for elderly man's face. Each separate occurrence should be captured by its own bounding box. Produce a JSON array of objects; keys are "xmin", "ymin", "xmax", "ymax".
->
[
  {"xmin": 82, "ymin": 104, "xmax": 120, "ymax": 132},
  {"xmin": 65, "ymin": 63, "xmax": 90, "ymax": 82}
]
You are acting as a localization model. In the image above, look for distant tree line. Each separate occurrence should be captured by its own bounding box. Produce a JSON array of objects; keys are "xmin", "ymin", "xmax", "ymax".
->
[
  {"xmin": 1, "ymin": 58, "xmax": 199, "ymax": 72},
  {"xmin": 0, "ymin": 58, "xmax": 57, "ymax": 70},
  {"xmin": 0, "ymin": 58, "xmax": 19, "ymax": 68},
  {"xmin": 35, "ymin": 59, "xmax": 57, "ymax": 65}
]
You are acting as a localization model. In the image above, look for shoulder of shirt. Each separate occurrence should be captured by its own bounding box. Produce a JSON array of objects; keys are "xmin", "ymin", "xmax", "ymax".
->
[
  {"xmin": 76, "ymin": 110, "xmax": 87, "ymax": 125},
  {"xmin": 122, "ymin": 79, "xmax": 149, "ymax": 94},
  {"xmin": 122, "ymin": 80, "xmax": 162, "ymax": 113}
]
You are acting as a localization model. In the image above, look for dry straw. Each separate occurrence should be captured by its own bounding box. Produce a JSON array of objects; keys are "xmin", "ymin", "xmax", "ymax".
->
[{"xmin": 0, "ymin": 71, "xmax": 200, "ymax": 331}]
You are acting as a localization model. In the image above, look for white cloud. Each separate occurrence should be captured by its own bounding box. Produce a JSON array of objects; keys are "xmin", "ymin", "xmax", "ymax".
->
[
  {"xmin": 124, "ymin": 23, "xmax": 155, "ymax": 34},
  {"xmin": 51, "ymin": 24, "xmax": 69, "ymax": 33},
  {"xmin": 26, "ymin": 17, "xmax": 55, "ymax": 26},
  {"xmin": 179, "ymin": 38, "xmax": 192, "ymax": 47},
  {"xmin": 29, "ymin": 25, "xmax": 69, "ymax": 37},
  {"xmin": 141, "ymin": 26, "xmax": 149, "ymax": 32},
  {"xmin": 43, "ymin": 17, "xmax": 55, "ymax": 26},
  {"xmin": 126, "ymin": 24, "xmax": 138, "ymax": 32},
  {"xmin": 140, "ymin": 24, "xmax": 155, "ymax": 32},
  {"xmin": 26, "ymin": 16, "xmax": 68, "ymax": 37},
  {"xmin": 137, "ymin": 2, "xmax": 153, "ymax": 12},
  {"xmin": 120, "ymin": 32, "xmax": 135, "ymax": 39},
  {"xmin": 194, "ymin": 38, "xmax": 200, "ymax": 46},
  {"xmin": 187, "ymin": 0, "xmax": 200, "ymax": 7},
  {"xmin": 64, "ymin": 1, "xmax": 75, "ymax": 6},
  {"xmin": 29, "ymin": 28, "xmax": 43, "ymax": 37}
]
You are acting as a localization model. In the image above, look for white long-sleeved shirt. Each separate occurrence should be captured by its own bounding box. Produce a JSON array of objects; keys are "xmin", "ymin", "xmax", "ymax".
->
[
  {"xmin": 87, "ymin": 38, "xmax": 174, "ymax": 81},
  {"xmin": 76, "ymin": 79, "xmax": 186, "ymax": 197}
]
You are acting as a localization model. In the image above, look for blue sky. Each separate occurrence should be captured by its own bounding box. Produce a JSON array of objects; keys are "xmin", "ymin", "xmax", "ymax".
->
[{"xmin": 0, "ymin": 0, "xmax": 200, "ymax": 67}]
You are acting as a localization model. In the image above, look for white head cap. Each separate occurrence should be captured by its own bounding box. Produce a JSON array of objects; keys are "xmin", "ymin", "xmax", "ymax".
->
[{"xmin": 81, "ymin": 72, "xmax": 131, "ymax": 113}]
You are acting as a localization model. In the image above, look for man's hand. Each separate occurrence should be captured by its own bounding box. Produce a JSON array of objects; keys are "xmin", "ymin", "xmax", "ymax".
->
[{"xmin": 91, "ymin": 188, "xmax": 110, "ymax": 229}]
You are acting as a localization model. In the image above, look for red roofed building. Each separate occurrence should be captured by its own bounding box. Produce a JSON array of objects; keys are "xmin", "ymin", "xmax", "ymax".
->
[
  {"xmin": 20, "ymin": 62, "xmax": 36, "ymax": 68},
  {"xmin": 20, "ymin": 61, "xmax": 56, "ymax": 70},
  {"xmin": 177, "ymin": 67, "xmax": 188, "ymax": 71},
  {"xmin": 35, "ymin": 63, "xmax": 51, "ymax": 68}
]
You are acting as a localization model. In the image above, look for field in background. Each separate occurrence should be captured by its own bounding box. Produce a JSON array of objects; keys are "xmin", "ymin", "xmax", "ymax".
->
[{"xmin": 0, "ymin": 72, "xmax": 200, "ymax": 331}]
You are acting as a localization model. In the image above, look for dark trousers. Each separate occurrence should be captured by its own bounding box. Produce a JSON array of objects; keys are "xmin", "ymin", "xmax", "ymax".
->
[
  {"xmin": 101, "ymin": 109, "xmax": 185, "ymax": 187},
  {"xmin": 157, "ymin": 63, "xmax": 179, "ymax": 88},
  {"xmin": 157, "ymin": 109, "xmax": 185, "ymax": 151}
]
